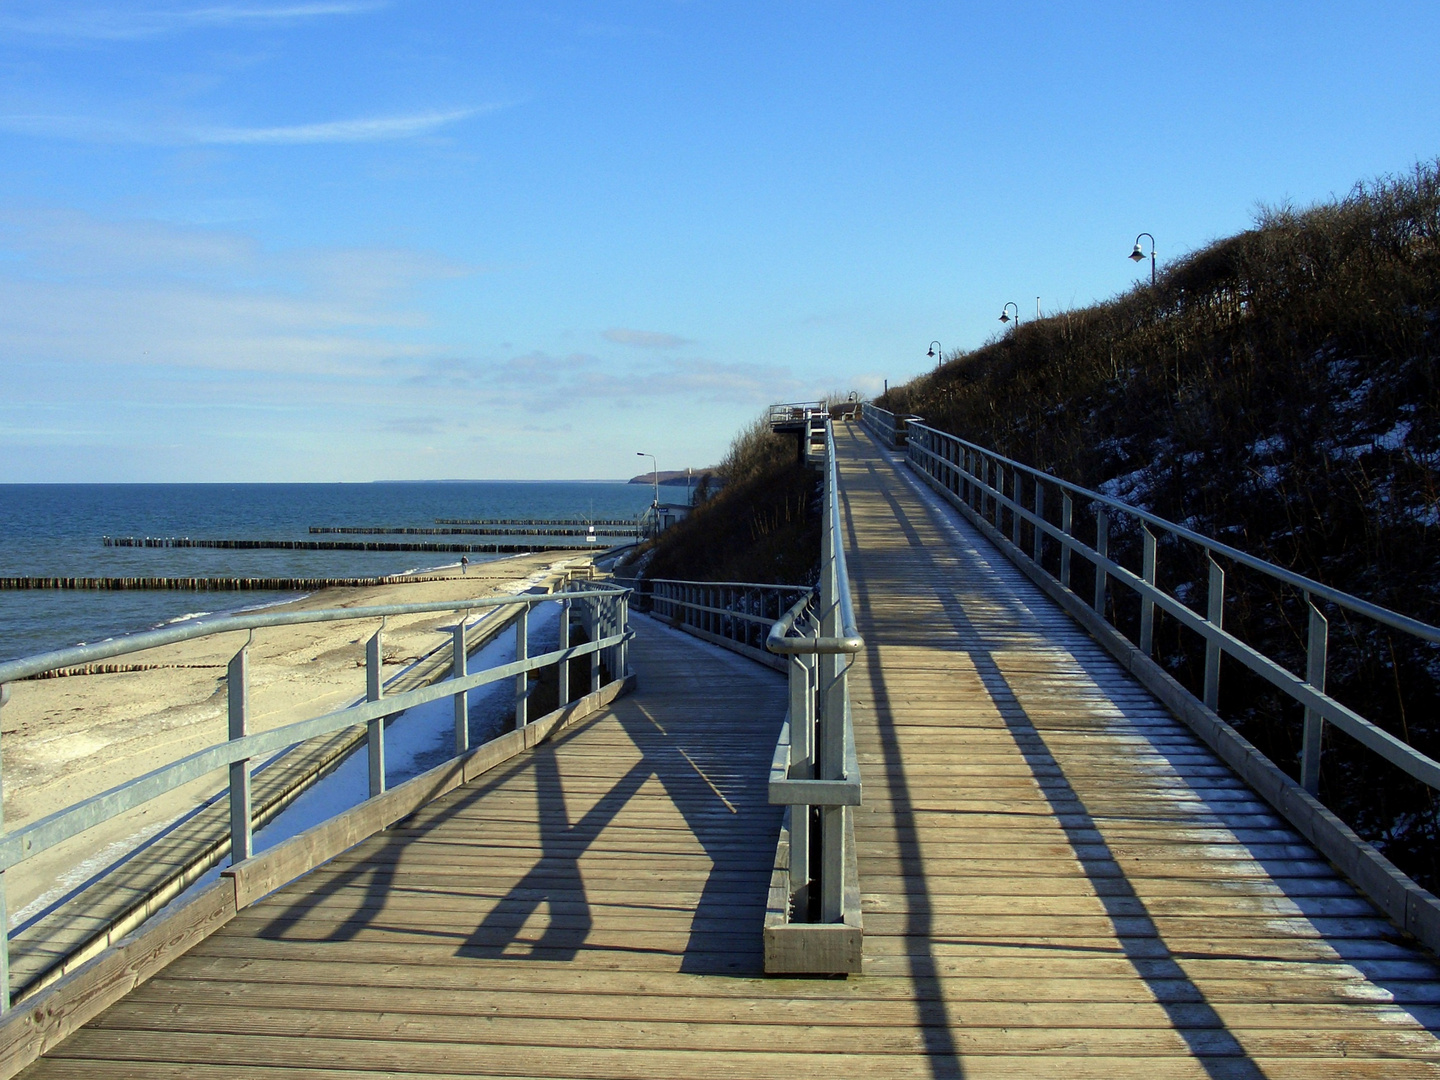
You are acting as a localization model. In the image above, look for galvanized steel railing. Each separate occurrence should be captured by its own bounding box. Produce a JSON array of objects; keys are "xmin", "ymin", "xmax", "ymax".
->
[
  {"xmin": 765, "ymin": 415, "xmax": 863, "ymax": 941},
  {"xmin": 859, "ymin": 402, "xmax": 921, "ymax": 449},
  {"xmin": 859, "ymin": 403, "xmax": 1440, "ymax": 802},
  {"xmin": 767, "ymin": 400, "xmax": 826, "ymax": 426},
  {"xmin": 0, "ymin": 582, "xmax": 632, "ymax": 1011},
  {"xmin": 645, "ymin": 580, "xmax": 809, "ymax": 666}
]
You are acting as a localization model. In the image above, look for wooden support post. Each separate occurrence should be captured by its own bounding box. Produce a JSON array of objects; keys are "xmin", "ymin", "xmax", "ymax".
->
[
  {"xmin": 1301, "ymin": 598, "xmax": 1329, "ymax": 794},
  {"xmin": 227, "ymin": 635, "xmax": 253, "ymax": 864},
  {"xmin": 1204, "ymin": 556, "xmax": 1225, "ymax": 711},
  {"xmin": 366, "ymin": 623, "xmax": 386, "ymax": 797}
]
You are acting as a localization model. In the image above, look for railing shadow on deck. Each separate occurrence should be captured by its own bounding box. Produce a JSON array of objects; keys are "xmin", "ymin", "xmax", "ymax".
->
[
  {"xmin": 247, "ymin": 663, "xmax": 781, "ymax": 977},
  {"xmin": 850, "ymin": 447, "xmax": 1440, "ymax": 1065}
]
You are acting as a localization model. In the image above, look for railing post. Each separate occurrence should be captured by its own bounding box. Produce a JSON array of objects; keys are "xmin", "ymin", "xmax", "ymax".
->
[
  {"xmin": 1301, "ymin": 598, "xmax": 1329, "ymax": 794},
  {"xmin": 366, "ymin": 622, "xmax": 386, "ymax": 797},
  {"xmin": 453, "ymin": 613, "xmax": 469, "ymax": 755},
  {"xmin": 1204, "ymin": 556, "xmax": 1225, "ymax": 711},
  {"xmin": 1061, "ymin": 492, "xmax": 1073, "ymax": 588},
  {"xmin": 1012, "ymin": 470, "xmax": 1023, "ymax": 547},
  {"xmin": 228, "ymin": 633, "xmax": 253, "ymax": 864},
  {"xmin": 1093, "ymin": 508, "xmax": 1109, "ymax": 616},
  {"xmin": 1032, "ymin": 483, "xmax": 1045, "ymax": 565},
  {"xmin": 0, "ymin": 683, "xmax": 10, "ymax": 1013},
  {"xmin": 590, "ymin": 597, "xmax": 602, "ymax": 694},
  {"xmin": 1140, "ymin": 527, "xmax": 1157, "ymax": 656},
  {"xmin": 515, "ymin": 604, "xmax": 529, "ymax": 728},
  {"xmin": 992, "ymin": 461, "xmax": 1003, "ymax": 529},
  {"xmin": 818, "ymin": 463, "xmax": 846, "ymax": 925},
  {"xmin": 619, "ymin": 593, "xmax": 631, "ymax": 678},
  {"xmin": 788, "ymin": 653, "xmax": 815, "ymax": 897},
  {"xmin": 558, "ymin": 597, "xmax": 571, "ymax": 706}
]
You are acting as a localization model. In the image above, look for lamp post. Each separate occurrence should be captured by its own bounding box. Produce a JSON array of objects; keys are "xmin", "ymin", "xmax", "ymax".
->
[
  {"xmin": 1130, "ymin": 232, "xmax": 1156, "ymax": 286},
  {"xmin": 636, "ymin": 452, "xmax": 659, "ymax": 508},
  {"xmin": 927, "ymin": 340, "xmax": 943, "ymax": 369},
  {"xmin": 999, "ymin": 302, "xmax": 1019, "ymax": 330}
]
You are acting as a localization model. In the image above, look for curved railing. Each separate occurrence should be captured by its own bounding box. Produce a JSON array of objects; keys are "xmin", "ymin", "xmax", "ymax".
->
[
  {"xmin": 0, "ymin": 582, "xmax": 632, "ymax": 1010},
  {"xmin": 642, "ymin": 579, "xmax": 809, "ymax": 669}
]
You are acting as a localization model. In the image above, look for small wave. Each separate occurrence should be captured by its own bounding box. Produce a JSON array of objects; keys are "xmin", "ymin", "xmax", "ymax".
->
[
  {"xmin": 231, "ymin": 593, "xmax": 308, "ymax": 616},
  {"xmin": 159, "ymin": 611, "xmax": 212, "ymax": 627}
]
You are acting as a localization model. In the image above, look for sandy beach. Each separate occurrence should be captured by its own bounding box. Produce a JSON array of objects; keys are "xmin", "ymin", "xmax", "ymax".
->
[{"xmin": 1, "ymin": 550, "xmax": 597, "ymax": 922}]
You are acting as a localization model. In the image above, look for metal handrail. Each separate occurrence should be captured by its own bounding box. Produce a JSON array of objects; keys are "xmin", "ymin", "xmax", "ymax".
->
[
  {"xmin": 761, "ymin": 414, "xmax": 863, "ymax": 949},
  {"xmin": 0, "ymin": 588, "xmax": 618, "ymax": 685},
  {"xmin": 859, "ymin": 401, "xmax": 1440, "ymax": 800},
  {"xmin": 906, "ymin": 420, "xmax": 1440, "ymax": 646},
  {"xmin": 767, "ymin": 423, "xmax": 863, "ymax": 656},
  {"xmin": 768, "ymin": 401, "xmax": 825, "ymax": 424},
  {"xmin": 0, "ymin": 581, "xmax": 632, "ymax": 1010},
  {"xmin": 644, "ymin": 580, "xmax": 809, "ymax": 661}
]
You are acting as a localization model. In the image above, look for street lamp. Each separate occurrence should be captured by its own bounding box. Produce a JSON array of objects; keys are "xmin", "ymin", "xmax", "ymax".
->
[
  {"xmin": 636, "ymin": 452, "xmax": 659, "ymax": 508},
  {"xmin": 999, "ymin": 302, "xmax": 1019, "ymax": 329},
  {"xmin": 1130, "ymin": 232, "xmax": 1157, "ymax": 286},
  {"xmin": 927, "ymin": 340, "xmax": 943, "ymax": 369}
]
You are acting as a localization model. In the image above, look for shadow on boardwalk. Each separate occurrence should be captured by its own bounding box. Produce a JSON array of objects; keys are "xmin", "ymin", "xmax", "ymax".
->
[{"xmin": 250, "ymin": 623, "xmax": 783, "ymax": 976}]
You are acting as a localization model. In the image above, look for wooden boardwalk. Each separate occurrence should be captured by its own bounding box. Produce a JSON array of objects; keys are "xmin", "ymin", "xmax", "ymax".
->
[{"xmin": 19, "ymin": 422, "xmax": 1440, "ymax": 1078}]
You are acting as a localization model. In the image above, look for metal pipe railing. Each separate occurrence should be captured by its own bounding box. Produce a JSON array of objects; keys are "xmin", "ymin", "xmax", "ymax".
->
[
  {"xmin": 645, "ymin": 579, "xmax": 809, "ymax": 656},
  {"xmin": 0, "ymin": 581, "xmax": 632, "ymax": 1012},
  {"xmin": 765, "ymin": 417, "xmax": 863, "ymax": 931},
  {"xmin": 858, "ymin": 402, "xmax": 1440, "ymax": 801}
]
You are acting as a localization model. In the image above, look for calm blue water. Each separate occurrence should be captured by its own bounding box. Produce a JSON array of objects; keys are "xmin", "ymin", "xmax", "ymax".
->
[{"xmin": 0, "ymin": 482, "xmax": 653, "ymax": 660}]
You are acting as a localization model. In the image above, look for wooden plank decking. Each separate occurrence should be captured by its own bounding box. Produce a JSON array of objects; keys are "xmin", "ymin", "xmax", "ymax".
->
[{"xmin": 19, "ymin": 422, "xmax": 1440, "ymax": 1078}]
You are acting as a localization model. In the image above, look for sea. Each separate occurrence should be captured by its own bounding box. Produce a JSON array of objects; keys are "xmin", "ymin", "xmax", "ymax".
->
[{"xmin": 0, "ymin": 482, "xmax": 655, "ymax": 662}]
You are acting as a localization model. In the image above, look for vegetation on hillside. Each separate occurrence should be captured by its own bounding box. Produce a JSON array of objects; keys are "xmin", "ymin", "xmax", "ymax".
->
[
  {"xmin": 880, "ymin": 160, "xmax": 1440, "ymax": 890},
  {"xmin": 632, "ymin": 415, "xmax": 820, "ymax": 586}
]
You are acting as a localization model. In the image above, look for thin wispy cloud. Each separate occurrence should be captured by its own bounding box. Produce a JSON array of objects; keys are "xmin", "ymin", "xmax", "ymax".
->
[
  {"xmin": 197, "ymin": 109, "xmax": 482, "ymax": 144},
  {"xmin": 0, "ymin": 107, "xmax": 490, "ymax": 146},
  {"xmin": 0, "ymin": 3, "xmax": 385, "ymax": 41},
  {"xmin": 404, "ymin": 352, "xmax": 797, "ymax": 411},
  {"xmin": 603, "ymin": 327, "xmax": 691, "ymax": 349}
]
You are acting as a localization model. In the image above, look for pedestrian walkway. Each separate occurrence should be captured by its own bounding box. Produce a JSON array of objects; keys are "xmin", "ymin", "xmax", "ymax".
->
[{"xmin": 19, "ymin": 422, "xmax": 1440, "ymax": 1079}]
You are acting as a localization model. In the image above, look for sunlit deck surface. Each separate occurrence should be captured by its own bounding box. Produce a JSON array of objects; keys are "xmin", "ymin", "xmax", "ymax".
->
[{"xmin": 22, "ymin": 424, "xmax": 1440, "ymax": 1078}]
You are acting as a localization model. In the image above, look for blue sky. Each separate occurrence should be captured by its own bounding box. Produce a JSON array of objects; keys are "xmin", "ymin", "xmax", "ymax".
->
[{"xmin": 2, "ymin": 1, "xmax": 1437, "ymax": 481}]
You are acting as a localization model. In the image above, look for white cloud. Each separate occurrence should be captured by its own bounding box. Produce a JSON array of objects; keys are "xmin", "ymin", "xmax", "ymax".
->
[
  {"xmin": 0, "ymin": 3, "xmax": 385, "ymax": 41},
  {"xmin": 602, "ymin": 327, "xmax": 691, "ymax": 349},
  {"xmin": 196, "ymin": 109, "xmax": 485, "ymax": 144},
  {"xmin": 0, "ymin": 107, "xmax": 489, "ymax": 146},
  {"xmin": 402, "ymin": 352, "xmax": 799, "ymax": 410},
  {"xmin": 0, "ymin": 208, "xmax": 468, "ymax": 377}
]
